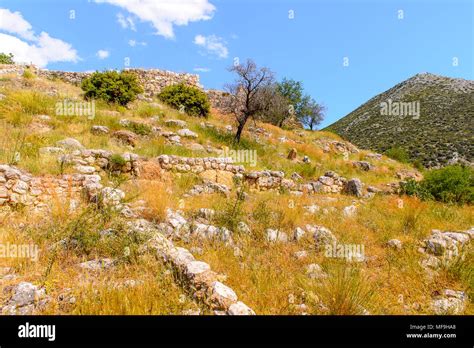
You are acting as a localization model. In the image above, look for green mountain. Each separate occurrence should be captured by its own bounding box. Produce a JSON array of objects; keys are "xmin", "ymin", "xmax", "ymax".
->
[{"xmin": 326, "ymin": 73, "xmax": 474, "ymax": 168}]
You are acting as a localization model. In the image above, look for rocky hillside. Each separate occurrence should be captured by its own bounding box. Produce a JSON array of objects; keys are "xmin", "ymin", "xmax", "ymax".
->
[
  {"xmin": 0, "ymin": 67, "xmax": 472, "ymax": 316},
  {"xmin": 326, "ymin": 73, "xmax": 474, "ymax": 168}
]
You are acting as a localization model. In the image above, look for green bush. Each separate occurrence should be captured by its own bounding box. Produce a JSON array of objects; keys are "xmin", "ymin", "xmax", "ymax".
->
[
  {"xmin": 125, "ymin": 121, "xmax": 152, "ymax": 136},
  {"xmin": 401, "ymin": 165, "xmax": 473, "ymax": 204},
  {"xmin": 0, "ymin": 53, "xmax": 14, "ymax": 64},
  {"xmin": 110, "ymin": 154, "xmax": 127, "ymax": 167},
  {"xmin": 158, "ymin": 83, "xmax": 210, "ymax": 117},
  {"xmin": 385, "ymin": 147, "xmax": 410, "ymax": 163},
  {"xmin": 81, "ymin": 71, "xmax": 143, "ymax": 106},
  {"xmin": 22, "ymin": 69, "xmax": 35, "ymax": 79},
  {"xmin": 422, "ymin": 165, "xmax": 473, "ymax": 204}
]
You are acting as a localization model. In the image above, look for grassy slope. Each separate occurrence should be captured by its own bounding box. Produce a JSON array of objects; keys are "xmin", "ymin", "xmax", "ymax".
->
[{"xmin": 0, "ymin": 73, "xmax": 472, "ymax": 315}]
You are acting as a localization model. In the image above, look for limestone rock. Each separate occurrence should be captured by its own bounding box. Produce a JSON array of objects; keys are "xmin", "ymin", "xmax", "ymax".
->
[
  {"xmin": 91, "ymin": 125, "xmax": 110, "ymax": 135},
  {"xmin": 57, "ymin": 138, "xmax": 84, "ymax": 150},
  {"xmin": 228, "ymin": 301, "xmax": 256, "ymax": 315},
  {"xmin": 177, "ymin": 128, "xmax": 198, "ymax": 138},
  {"xmin": 112, "ymin": 130, "xmax": 137, "ymax": 147}
]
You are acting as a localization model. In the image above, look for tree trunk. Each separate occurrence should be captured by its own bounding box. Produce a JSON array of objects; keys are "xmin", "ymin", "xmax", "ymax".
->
[{"xmin": 234, "ymin": 122, "xmax": 245, "ymax": 143}]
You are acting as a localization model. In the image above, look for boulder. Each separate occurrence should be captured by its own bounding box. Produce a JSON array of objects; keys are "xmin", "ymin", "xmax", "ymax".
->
[
  {"xmin": 112, "ymin": 130, "xmax": 137, "ymax": 147},
  {"xmin": 91, "ymin": 125, "xmax": 110, "ymax": 135},
  {"xmin": 177, "ymin": 128, "xmax": 198, "ymax": 138},
  {"xmin": 56, "ymin": 138, "xmax": 84, "ymax": 150},
  {"xmin": 344, "ymin": 178, "xmax": 363, "ymax": 197}
]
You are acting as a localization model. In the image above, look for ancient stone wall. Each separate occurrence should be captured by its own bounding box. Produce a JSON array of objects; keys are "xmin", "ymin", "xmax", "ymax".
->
[
  {"xmin": 205, "ymin": 89, "xmax": 233, "ymax": 112},
  {"xmin": 0, "ymin": 164, "xmax": 99, "ymax": 212},
  {"xmin": 0, "ymin": 64, "xmax": 234, "ymax": 112},
  {"xmin": 156, "ymin": 155, "xmax": 244, "ymax": 174}
]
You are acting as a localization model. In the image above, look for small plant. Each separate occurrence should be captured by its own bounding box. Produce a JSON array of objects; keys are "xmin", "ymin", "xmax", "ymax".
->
[
  {"xmin": 158, "ymin": 83, "xmax": 210, "ymax": 117},
  {"xmin": 400, "ymin": 179, "xmax": 432, "ymax": 201},
  {"xmin": 110, "ymin": 154, "xmax": 127, "ymax": 167},
  {"xmin": 81, "ymin": 71, "xmax": 143, "ymax": 106},
  {"xmin": 22, "ymin": 69, "xmax": 36, "ymax": 79},
  {"xmin": 125, "ymin": 121, "xmax": 152, "ymax": 135},
  {"xmin": 385, "ymin": 147, "xmax": 410, "ymax": 163},
  {"xmin": 317, "ymin": 264, "xmax": 374, "ymax": 315},
  {"xmin": 0, "ymin": 52, "xmax": 14, "ymax": 64}
]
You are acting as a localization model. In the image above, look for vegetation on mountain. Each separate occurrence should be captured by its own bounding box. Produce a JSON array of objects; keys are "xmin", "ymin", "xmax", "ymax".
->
[{"xmin": 326, "ymin": 73, "xmax": 474, "ymax": 168}]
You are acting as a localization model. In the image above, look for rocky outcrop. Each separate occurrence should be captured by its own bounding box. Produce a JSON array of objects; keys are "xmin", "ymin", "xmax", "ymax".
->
[{"xmin": 1, "ymin": 282, "xmax": 50, "ymax": 315}]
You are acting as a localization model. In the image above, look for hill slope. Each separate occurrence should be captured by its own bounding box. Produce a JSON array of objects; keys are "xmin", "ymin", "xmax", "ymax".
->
[{"xmin": 326, "ymin": 73, "xmax": 474, "ymax": 168}]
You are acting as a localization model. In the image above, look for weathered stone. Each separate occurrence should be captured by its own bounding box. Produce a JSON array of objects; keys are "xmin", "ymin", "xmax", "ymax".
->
[
  {"xmin": 228, "ymin": 301, "xmax": 256, "ymax": 315},
  {"xmin": 237, "ymin": 221, "xmax": 251, "ymax": 235},
  {"xmin": 177, "ymin": 128, "xmax": 198, "ymax": 138},
  {"xmin": 265, "ymin": 229, "xmax": 288, "ymax": 243},
  {"xmin": 91, "ymin": 125, "xmax": 110, "ymax": 135},
  {"xmin": 308, "ymin": 225, "xmax": 337, "ymax": 250},
  {"xmin": 78, "ymin": 258, "xmax": 116, "ymax": 271},
  {"xmin": 165, "ymin": 119, "xmax": 187, "ymax": 128},
  {"xmin": 210, "ymin": 281, "xmax": 238, "ymax": 308},
  {"xmin": 431, "ymin": 290, "xmax": 466, "ymax": 314},
  {"xmin": 293, "ymin": 227, "xmax": 306, "ymax": 241},
  {"xmin": 387, "ymin": 239, "xmax": 403, "ymax": 250},
  {"xmin": 306, "ymin": 263, "xmax": 328, "ymax": 279},
  {"xmin": 185, "ymin": 261, "xmax": 211, "ymax": 278},
  {"xmin": 343, "ymin": 205, "xmax": 357, "ymax": 217},
  {"xmin": 344, "ymin": 178, "xmax": 363, "ymax": 197},
  {"xmin": 57, "ymin": 138, "xmax": 84, "ymax": 150},
  {"xmin": 112, "ymin": 130, "xmax": 137, "ymax": 147},
  {"xmin": 352, "ymin": 161, "xmax": 373, "ymax": 171}
]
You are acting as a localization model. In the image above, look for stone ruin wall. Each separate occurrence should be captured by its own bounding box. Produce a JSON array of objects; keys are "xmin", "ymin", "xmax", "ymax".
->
[{"xmin": 0, "ymin": 64, "xmax": 232, "ymax": 111}]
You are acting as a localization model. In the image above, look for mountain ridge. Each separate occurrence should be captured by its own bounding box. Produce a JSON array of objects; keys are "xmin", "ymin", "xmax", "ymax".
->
[{"xmin": 326, "ymin": 72, "xmax": 474, "ymax": 168}]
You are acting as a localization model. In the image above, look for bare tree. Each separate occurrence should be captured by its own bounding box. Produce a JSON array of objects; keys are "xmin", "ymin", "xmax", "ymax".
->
[{"xmin": 225, "ymin": 59, "xmax": 275, "ymax": 143}]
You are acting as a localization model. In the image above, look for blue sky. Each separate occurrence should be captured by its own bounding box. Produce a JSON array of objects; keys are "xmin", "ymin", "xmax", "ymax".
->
[{"xmin": 0, "ymin": 0, "xmax": 472, "ymax": 127}]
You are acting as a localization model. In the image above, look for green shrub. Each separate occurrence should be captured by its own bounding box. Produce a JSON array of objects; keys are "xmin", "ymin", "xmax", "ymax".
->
[
  {"xmin": 81, "ymin": 71, "xmax": 143, "ymax": 106},
  {"xmin": 0, "ymin": 53, "xmax": 14, "ymax": 64},
  {"xmin": 22, "ymin": 69, "xmax": 35, "ymax": 79},
  {"xmin": 385, "ymin": 147, "xmax": 410, "ymax": 163},
  {"xmin": 125, "ymin": 121, "xmax": 152, "ymax": 135},
  {"xmin": 110, "ymin": 154, "xmax": 127, "ymax": 167},
  {"xmin": 158, "ymin": 84, "xmax": 210, "ymax": 117},
  {"xmin": 422, "ymin": 165, "xmax": 473, "ymax": 204},
  {"xmin": 401, "ymin": 165, "xmax": 473, "ymax": 204}
]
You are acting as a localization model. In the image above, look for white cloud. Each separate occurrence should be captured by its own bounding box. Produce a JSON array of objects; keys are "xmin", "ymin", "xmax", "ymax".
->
[
  {"xmin": 0, "ymin": 8, "xmax": 79, "ymax": 67},
  {"xmin": 128, "ymin": 39, "xmax": 147, "ymax": 47},
  {"xmin": 193, "ymin": 34, "xmax": 228, "ymax": 59},
  {"xmin": 95, "ymin": 0, "xmax": 215, "ymax": 39},
  {"xmin": 117, "ymin": 13, "xmax": 136, "ymax": 31},
  {"xmin": 193, "ymin": 67, "xmax": 210, "ymax": 72},
  {"xmin": 96, "ymin": 49, "xmax": 110, "ymax": 59},
  {"xmin": 0, "ymin": 9, "xmax": 35, "ymax": 40}
]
